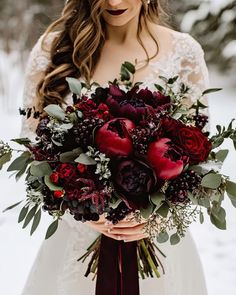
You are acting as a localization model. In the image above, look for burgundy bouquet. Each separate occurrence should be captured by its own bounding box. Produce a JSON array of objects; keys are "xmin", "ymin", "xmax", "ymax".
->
[{"xmin": 1, "ymin": 62, "xmax": 236, "ymax": 294}]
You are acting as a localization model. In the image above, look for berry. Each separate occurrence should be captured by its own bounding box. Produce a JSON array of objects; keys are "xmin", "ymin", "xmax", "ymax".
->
[
  {"xmin": 193, "ymin": 114, "xmax": 209, "ymax": 129},
  {"xmin": 166, "ymin": 170, "xmax": 202, "ymax": 204},
  {"xmin": 106, "ymin": 202, "xmax": 132, "ymax": 225}
]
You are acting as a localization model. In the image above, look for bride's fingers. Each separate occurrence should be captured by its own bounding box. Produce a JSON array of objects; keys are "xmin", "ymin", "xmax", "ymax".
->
[
  {"xmin": 108, "ymin": 223, "xmax": 146, "ymax": 235},
  {"xmin": 100, "ymin": 230, "xmax": 124, "ymax": 241},
  {"xmin": 123, "ymin": 233, "xmax": 149, "ymax": 243},
  {"xmin": 112, "ymin": 220, "xmax": 146, "ymax": 228}
]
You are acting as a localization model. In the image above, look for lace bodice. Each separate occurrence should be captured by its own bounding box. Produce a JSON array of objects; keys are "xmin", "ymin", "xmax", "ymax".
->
[{"xmin": 20, "ymin": 29, "xmax": 210, "ymax": 141}]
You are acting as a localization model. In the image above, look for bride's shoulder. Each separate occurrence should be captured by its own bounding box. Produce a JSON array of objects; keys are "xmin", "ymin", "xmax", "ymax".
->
[
  {"xmin": 155, "ymin": 25, "xmax": 204, "ymax": 57},
  {"xmin": 26, "ymin": 31, "xmax": 60, "ymax": 74}
]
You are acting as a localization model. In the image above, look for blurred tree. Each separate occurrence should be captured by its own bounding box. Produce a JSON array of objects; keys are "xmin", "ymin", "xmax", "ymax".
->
[{"xmin": 172, "ymin": 0, "xmax": 236, "ymax": 73}]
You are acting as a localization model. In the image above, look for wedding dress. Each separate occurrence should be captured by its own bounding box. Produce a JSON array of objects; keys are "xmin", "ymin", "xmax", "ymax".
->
[{"xmin": 20, "ymin": 29, "xmax": 209, "ymax": 295}]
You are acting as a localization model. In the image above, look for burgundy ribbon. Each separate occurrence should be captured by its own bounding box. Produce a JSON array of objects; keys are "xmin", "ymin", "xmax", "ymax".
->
[{"xmin": 95, "ymin": 234, "xmax": 140, "ymax": 295}]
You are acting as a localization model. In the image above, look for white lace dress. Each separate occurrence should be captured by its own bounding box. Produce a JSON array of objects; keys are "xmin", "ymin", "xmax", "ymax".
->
[{"xmin": 20, "ymin": 30, "xmax": 209, "ymax": 295}]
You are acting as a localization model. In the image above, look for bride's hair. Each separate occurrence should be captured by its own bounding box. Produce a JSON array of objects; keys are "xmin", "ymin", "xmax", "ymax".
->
[{"xmin": 36, "ymin": 0, "xmax": 172, "ymax": 111}]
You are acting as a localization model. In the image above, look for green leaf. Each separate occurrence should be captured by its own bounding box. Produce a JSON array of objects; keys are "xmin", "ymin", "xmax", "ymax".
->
[
  {"xmin": 18, "ymin": 205, "xmax": 29, "ymax": 223},
  {"xmin": 156, "ymin": 231, "xmax": 169, "ymax": 243},
  {"xmin": 170, "ymin": 233, "xmax": 180, "ymax": 245},
  {"xmin": 120, "ymin": 66, "xmax": 130, "ymax": 81},
  {"xmin": 15, "ymin": 158, "xmax": 33, "ymax": 181},
  {"xmin": 30, "ymin": 208, "xmax": 42, "ymax": 235},
  {"xmin": 7, "ymin": 151, "xmax": 31, "ymax": 172},
  {"xmin": 44, "ymin": 175, "xmax": 63, "ymax": 191},
  {"xmin": 154, "ymin": 84, "xmax": 165, "ymax": 92},
  {"xmin": 45, "ymin": 219, "xmax": 59, "ymax": 239},
  {"xmin": 150, "ymin": 192, "xmax": 165, "ymax": 208},
  {"xmin": 22, "ymin": 205, "xmax": 38, "ymax": 229},
  {"xmin": 202, "ymin": 88, "xmax": 222, "ymax": 95},
  {"xmin": 198, "ymin": 197, "xmax": 211, "ymax": 208},
  {"xmin": 75, "ymin": 153, "xmax": 96, "ymax": 165},
  {"xmin": 210, "ymin": 207, "xmax": 226, "ymax": 230},
  {"xmin": 2, "ymin": 200, "xmax": 24, "ymax": 213},
  {"xmin": 226, "ymin": 181, "xmax": 236, "ymax": 198},
  {"xmin": 200, "ymin": 211, "xmax": 204, "ymax": 224},
  {"xmin": 158, "ymin": 75, "xmax": 168, "ymax": 83},
  {"xmin": 201, "ymin": 173, "xmax": 222, "ymax": 189},
  {"xmin": 60, "ymin": 148, "xmax": 82, "ymax": 163},
  {"xmin": 11, "ymin": 138, "xmax": 31, "ymax": 145},
  {"xmin": 168, "ymin": 76, "xmax": 179, "ymax": 84},
  {"xmin": 66, "ymin": 77, "xmax": 82, "ymax": 96},
  {"xmin": 0, "ymin": 151, "xmax": 12, "ymax": 169},
  {"xmin": 44, "ymin": 104, "xmax": 66, "ymax": 121},
  {"xmin": 30, "ymin": 161, "xmax": 52, "ymax": 178},
  {"xmin": 156, "ymin": 202, "xmax": 169, "ymax": 218},
  {"xmin": 215, "ymin": 149, "xmax": 229, "ymax": 162},
  {"xmin": 123, "ymin": 62, "xmax": 135, "ymax": 74},
  {"xmin": 140, "ymin": 204, "xmax": 154, "ymax": 219}
]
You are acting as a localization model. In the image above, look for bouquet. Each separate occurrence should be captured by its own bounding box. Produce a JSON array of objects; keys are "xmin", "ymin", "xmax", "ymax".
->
[{"xmin": 1, "ymin": 62, "xmax": 236, "ymax": 292}]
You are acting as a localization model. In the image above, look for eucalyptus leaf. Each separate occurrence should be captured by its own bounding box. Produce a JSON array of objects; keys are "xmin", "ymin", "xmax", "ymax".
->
[
  {"xmin": 2, "ymin": 200, "xmax": 24, "ymax": 213},
  {"xmin": 202, "ymin": 88, "xmax": 222, "ymax": 95},
  {"xmin": 11, "ymin": 138, "xmax": 31, "ymax": 145},
  {"xmin": 200, "ymin": 211, "xmax": 204, "ymax": 224},
  {"xmin": 140, "ymin": 204, "xmax": 153, "ymax": 219},
  {"xmin": 60, "ymin": 123, "xmax": 73, "ymax": 130},
  {"xmin": 123, "ymin": 61, "xmax": 135, "ymax": 74},
  {"xmin": 156, "ymin": 202, "xmax": 169, "ymax": 218},
  {"xmin": 170, "ymin": 233, "xmax": 180, "ymax": 245},
  {"xmin": 150, "ymin": 192, "xmax": 165, "ymax": 208},
  {"xmin": 201, "ymin": 173, "xmax": 222, "ymax": 189},
  {"xmin": 215, "ymin": 149, "xmax": 229, "ymax": 162},
  {"xmin": 0, "ymin": 152, "xmax": 12, "ymax": 169},
  {"xmin": 52, "ymin": 138, "xmax": 63, "ymax": 147},
  {"xmin": 44, "ymin": 104, "xmax": 66, "ymax": 121},
  {"xmin": 44, "ymin": 175, "xmax": 63, "ymax": 191},
  {"xmin": 30, "ymin": 209, "xmax": 42, "ymax": 235},
  {"xmin": 66, "ymin": 77, "xmax": 82, "ymax": 96},
  {"xmin": 45, "ymin": 219, "xmax": 59, "ymax": 239},
  {"xmin": 210, "ymin": 207, "xmax": 226, "ymax": 230},
  {"xmin": 15, "ymin": 158, "xmax": 33, "ymax": 181},
  {"xmin": 198, "ymin": 198, "xmax": 211, "ymax": 208},
  {"xmin": 60, "ymin": 148, "xmax": 82, "ymax": 163},
  {"xmin": 7, "ymin": 151, "xmax": 31, "ymax": 172},
  {"xmin": 75, "ymin": 153, "xmax": 96, "ymax": 165},
  {"xmin": 156, "ymin": 231, "xmax": 169, "ymax": 244},
  {"xmin": 226, "ymin": 180, "xmax": 236, "ymax": 198},
  {"xmin": 30, "ymin": 161, "xmax": 52, "ymax": 178},
  {"xmin": 18, "ymin": 205, "xmax": 29, "ymax": 223},
  {"xmin": 22, "ymin": 205, "xmax": 38, "ymax": 229}
]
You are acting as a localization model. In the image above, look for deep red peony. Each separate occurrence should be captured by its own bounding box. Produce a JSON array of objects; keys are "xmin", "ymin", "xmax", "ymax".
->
[
  {"xmin": 95, "ymin": 118, "xmax": 135, "ymax": 157},
  {"xmin": 147, "ymin": 138, "xmax": 186, "ymax": 180}
]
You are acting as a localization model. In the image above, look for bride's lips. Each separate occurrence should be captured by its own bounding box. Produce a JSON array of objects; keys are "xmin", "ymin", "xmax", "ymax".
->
[{"xmin": 106, "ymin": 9, "xmax": 127, "ymax": 16}]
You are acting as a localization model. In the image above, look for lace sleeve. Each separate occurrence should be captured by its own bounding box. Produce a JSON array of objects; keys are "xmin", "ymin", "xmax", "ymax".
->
[
  {"xmin": 178, "ymin": 33, "xmax": 210, "ymax": 104},
  {"xmin": 19, "ymin": 32, "xmax": 58, "ymax": 141}
]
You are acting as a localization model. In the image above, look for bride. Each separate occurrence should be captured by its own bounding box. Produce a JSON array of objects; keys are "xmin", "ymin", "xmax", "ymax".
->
[{"xmin": 20, "ymin": 0, "xmax": 209, "ymax": 294}]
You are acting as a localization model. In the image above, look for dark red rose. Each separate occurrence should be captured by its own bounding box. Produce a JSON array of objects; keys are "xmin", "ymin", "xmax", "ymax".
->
[
  {"xmin": 54, "ymin": 190, "xmax": 64, "ymax": 198},
  {"xmin": 112, "ymin": 159, "xmax": 157, "ymax": 209},
  {"xmin": 56, "ymin": 163, "xmax": 77, "ymax": 181},
  {"xmin": 50, "ymin": 172, "xmax": 59, "ymax": 184},
  {"xmin": 96, "ymin": 103, "xmax": 111, "ymax": 121},
  {"xmin": 95, "ymin": 118, "xmax": 135, "ymax": 157},
  {"xmin": 160, "ymin": 117, "xmax": 212, "ymax": 164},
  {"xmin": 147, "ymin": 138, "xmax": 186, "ymax": 180}
]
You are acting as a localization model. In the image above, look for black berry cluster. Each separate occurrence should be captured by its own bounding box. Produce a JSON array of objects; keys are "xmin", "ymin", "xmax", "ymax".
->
[
  {"xmin": 193, "ymin": 114, "xmax": 209, "ymax": 130},
  {"xmin": 72, "ymin": 118, "xmax": 104, "ymax": 148},
  {"xmin": 106, "ymin": 202, "xmax": 132, "ymax": 225},
  {"xmin": 166, "ymin": 170, "xmax": 202, "ymax": 204}
]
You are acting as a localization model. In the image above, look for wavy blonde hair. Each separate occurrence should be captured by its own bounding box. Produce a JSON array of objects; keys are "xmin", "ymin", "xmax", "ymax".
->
[{"xmin": 36, "ymin": 0, "xmax": 172, "ymax": 111}]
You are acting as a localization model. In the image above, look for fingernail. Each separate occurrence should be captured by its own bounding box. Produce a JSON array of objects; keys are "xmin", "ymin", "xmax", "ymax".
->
[{"xmin": 107, "ymin": 228, "xmax": 113, "ymax": 233}]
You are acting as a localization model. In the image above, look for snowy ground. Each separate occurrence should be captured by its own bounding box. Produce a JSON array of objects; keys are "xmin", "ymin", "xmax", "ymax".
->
[{"xmin": 0, "ymin": 66, "xmax": 236, "ymax": 295}]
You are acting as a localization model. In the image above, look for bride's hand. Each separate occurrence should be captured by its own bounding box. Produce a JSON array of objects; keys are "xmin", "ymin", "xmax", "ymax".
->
[{"xmin": 86, "ymin": 214, "xmax": 148, "ymax": 243}]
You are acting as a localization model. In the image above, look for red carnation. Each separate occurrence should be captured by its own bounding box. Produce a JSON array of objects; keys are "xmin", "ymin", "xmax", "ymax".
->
[{"xmin": 57, "ymin": 163, "xmax": 77, "ymax": 181}]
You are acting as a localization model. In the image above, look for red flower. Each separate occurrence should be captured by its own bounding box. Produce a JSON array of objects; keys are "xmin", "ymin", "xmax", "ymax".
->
[
  {"xmin": 160, "ymin": 117, "xmax": 212, "ymax": 165},
  {"xmin": 147, "ymin": 138, "xmax": 186, "ymax": 180},
  {"xmin": 95, "ymin": 118, "xmax": 135, "ymax": 157},
  {"xmin": 54, "ymin": 190, "xmax": 64, "ymax": 198},
  {"xmin": 77, "ymin": 164, "xmax": 87, "ymax": 174},
  {"xmin": 50, "ymin": 172, "xmax": 59, "ymax": 184}
]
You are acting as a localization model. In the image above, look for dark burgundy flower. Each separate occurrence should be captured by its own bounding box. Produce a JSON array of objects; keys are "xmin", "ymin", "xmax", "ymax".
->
[
  {"xmin": 112, "ymin": 159, "xmax": 157, "ymax": 201},
  {"xmin": 56, "ymin": 163, "xmax": 77, "ymax": 181},
  {"xmin": 95, "ymin": 118, "xmax": 135, "ymax": 157},
  {"xmin": 147, "ymin": 138, "xmax": 186, "ymax": 180},
  {"xmin": 159, "ymin": 117, "xmax": 212, "ymax": 165},
  {"xmin": 137, "ymin": 88, "xmax": 171, "ymax": 109}
]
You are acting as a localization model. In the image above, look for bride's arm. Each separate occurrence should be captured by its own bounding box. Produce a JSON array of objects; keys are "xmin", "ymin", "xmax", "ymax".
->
[{"xmin": 20, "ymin": 33, "xmax": 56, "ymax": 140}]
